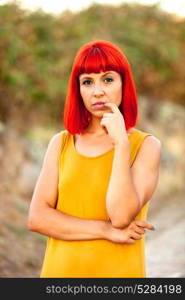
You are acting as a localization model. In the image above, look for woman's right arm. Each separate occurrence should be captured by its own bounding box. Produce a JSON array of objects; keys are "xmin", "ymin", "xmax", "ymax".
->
[
  {"xmin": 28, "ymin": 132, "xmax": 109, "ymax": 241},
  {"xmin": 27, "ymin": 132, "xmax": 154, "ymax": 243}
]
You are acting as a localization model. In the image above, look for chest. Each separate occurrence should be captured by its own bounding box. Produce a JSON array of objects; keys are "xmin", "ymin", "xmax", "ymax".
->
[{"xmin": 74, "ymin": 135, "xmax": 115, "ymax": 157}]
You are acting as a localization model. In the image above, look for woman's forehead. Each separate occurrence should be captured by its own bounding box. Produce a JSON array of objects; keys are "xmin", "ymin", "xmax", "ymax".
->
[{"xmin": 79, "ymin": 71, "xmax": 120, "ymax": 79}]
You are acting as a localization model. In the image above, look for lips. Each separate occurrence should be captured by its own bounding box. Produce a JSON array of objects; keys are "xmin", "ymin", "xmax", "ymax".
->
[
  {"xmin": 92, "ymin": 102, "xmax": 107, "ymax": 110},
  {"xmin": 92, "ymin": 102, "xmax": 105, "ymax": 106}
]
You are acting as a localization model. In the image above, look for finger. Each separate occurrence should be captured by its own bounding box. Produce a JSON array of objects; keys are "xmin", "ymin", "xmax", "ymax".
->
[
  {"xmin": 101, "ymin": 116, "xmax": 113, "ymax": 121},
  {"xmin": 134, "ymin": 227, "xmax": 145, "ymax": 234},
  {"xmin": 134, "ymin": 220, "xmax": 154, "ymax": 230},
  {"xmin": 131, "ymin": 232, "xmax": 142, "ymax": 240},
  {"xmin": 102, "ymin": 113, "xmax": 114, "ymax": 117},
  {"xmin": 100, "ymin": 118, "xmax": 108, "ymax": 123},
  {"xmin": 100, "ymin": 120, "xmax": 109, "ymax": 126},
  {"xmin": 103, "ymin": 102, "xmax": 119, "ymax": 113},
  {"xmin": 134, "ymin": 220, "xmax": 147, "ymax": 227}
]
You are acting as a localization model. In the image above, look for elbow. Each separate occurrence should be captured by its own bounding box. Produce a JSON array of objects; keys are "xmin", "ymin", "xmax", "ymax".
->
[
  {"xmin": 27, "ymin": 203, "xmax": 50, "ymax": 233},
  {"xmin": 110, "ymin": 209, "xmax": 139, "ymax": 228},
  {"xmin": 107, "ymin": 201, "xmax": 140, "ymax": 229},
  {"xmin": 107, "ymin": 209, "xmax": 135, "ymax": 229},
  {"xmin": 27, "ymin": 212, "xmax": 39, "ymax": 232},
  {"xmin": 27, "ymin": 216, "xmax": 36, "ymax": 232},
  {"xmin": 110, "ymin": 216, "xmax": 132, "ymax": 229}
]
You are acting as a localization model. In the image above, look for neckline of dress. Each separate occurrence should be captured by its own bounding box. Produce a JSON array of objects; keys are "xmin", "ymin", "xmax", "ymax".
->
[{"xmin": 71, "ymin": 129, "xmax": 139, "ymax": 159}]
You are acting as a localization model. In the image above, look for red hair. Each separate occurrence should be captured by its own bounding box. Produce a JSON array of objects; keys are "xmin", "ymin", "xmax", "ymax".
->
[{"xmin": 63, "ymin": 40, "xmax": 138, "ymax": 134}]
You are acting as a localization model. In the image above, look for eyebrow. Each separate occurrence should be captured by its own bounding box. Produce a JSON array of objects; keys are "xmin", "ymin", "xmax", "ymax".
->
[{"xmin": 80, "ymin": 72, "xmax": 115, "ymax": 81}]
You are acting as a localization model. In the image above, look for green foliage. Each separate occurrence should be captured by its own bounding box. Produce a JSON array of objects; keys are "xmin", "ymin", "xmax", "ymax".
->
[
  {"xmin": 5, "ymin": 223, "xmax": 27, "ymax": 238},
  {"xmin": 0, "ymin": 2, "xmax": 185, "ymax": 127}
]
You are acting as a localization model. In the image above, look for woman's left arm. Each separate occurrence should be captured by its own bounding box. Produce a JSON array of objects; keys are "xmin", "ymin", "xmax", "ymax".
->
[
  {"xmin": 101, "ymin": 103, "xmax": 162, "ymax": 229},
  {"xmin": 106, "ymin": 137, "xmax": 161, "ymax": 228}
]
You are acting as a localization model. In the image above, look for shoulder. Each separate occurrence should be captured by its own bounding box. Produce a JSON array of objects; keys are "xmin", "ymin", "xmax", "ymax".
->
[
  {"xmin": 142, "ymin": 134, "xmax": 162, "ymax": 152},
  {"xmin": 41, "ymin": 130, "xmax": 68, "ymax": 167},
  {"xmin": 49, "ymin": 130, "xmax": 68, "ymax": 145},
  {"xmin": 139, "ymin": 134, "xmax": 162, "ymax": 168},
  {"xmin": 133, "ymin": 129, "xmax": 162, "ymax": 166},
  {"xmin": 46, "ymin": 130, "xmax": 67, "ymax": 156},
  {"xmin": 48, "ymin": 132, "xmax": 62, "ymax": 147},
  {"xmin": 134, "ymin": 128, "xmax": 161, "ymax": 148}
]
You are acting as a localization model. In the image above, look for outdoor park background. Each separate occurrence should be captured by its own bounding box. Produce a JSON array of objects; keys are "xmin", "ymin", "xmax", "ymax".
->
[{"xmin": 0, "ymin": 1, "xmax": 185, "ymax": 277}]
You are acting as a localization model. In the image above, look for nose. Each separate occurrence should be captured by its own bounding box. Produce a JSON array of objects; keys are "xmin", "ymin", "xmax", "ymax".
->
[{"xmin": 93, "ymin": 82, "xmax": 105, "ymax": 97}]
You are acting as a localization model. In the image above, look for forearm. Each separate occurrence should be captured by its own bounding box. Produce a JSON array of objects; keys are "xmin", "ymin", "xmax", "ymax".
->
[
  {"xmin": 28, "ymin": 204, "xmax": 109, "ymax": 241},
  {"xmin": 106, "ymin": 143, "xmax": 140, "ymax": 227}
]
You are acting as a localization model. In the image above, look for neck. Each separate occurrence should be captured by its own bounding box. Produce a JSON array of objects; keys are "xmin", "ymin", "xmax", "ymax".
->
[
  {"xmin": 84, "ymin": 117, "xmax": 107, "ymax": 136},
  {"xmin": 82, "ymin": 116, "xmax": 133, "ymax": 137}
]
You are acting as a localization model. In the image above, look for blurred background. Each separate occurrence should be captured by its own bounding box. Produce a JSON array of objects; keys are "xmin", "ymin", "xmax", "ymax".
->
[{"xmin": 0, "ymin": 0, "xmax": 184, "ymax": 278}]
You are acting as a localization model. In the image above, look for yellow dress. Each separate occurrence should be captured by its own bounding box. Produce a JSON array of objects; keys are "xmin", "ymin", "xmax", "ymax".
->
[{"xmin": 40, "ymin": 128, "xmax": 153, "ymax": 278}]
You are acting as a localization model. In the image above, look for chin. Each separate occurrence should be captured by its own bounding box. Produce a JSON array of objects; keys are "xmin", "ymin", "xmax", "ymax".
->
[{"xmin": 90, "ymin": 111, "xmax": 105, "ymax": 118}]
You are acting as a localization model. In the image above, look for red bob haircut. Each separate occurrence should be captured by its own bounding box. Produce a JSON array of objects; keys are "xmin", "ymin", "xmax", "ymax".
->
[{"xmin": 63, "ymin": 40, "xmax": 138, "ymax": 134}]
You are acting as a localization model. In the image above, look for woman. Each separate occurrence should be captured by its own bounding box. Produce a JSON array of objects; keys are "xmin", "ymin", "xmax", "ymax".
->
[{"xmin": 28, "ymin": 40, "xmax": 161, "ymax": 278}]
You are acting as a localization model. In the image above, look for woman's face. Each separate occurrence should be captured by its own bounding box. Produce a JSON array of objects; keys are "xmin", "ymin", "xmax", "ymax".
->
[{"xmin": 79, "ymin": 70, "xmax": 122, "ymax": 117}]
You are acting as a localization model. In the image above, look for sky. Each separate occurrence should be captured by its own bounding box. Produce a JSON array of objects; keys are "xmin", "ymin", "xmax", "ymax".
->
[{"xmin": 1, "ymin": 0, "xmax": 185, "ymax": 17}]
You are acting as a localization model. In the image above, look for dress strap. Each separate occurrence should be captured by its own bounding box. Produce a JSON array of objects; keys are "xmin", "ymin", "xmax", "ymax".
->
[
  {"xmin": 61, "ymin": 130, "xmax": 69, "ymax": 150},
  {"xmin": 58, "ymin": 130, "xmax": 69, "ymax": 168}
]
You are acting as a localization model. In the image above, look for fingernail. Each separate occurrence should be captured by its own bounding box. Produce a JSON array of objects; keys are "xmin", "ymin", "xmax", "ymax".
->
[{"xmin": 152, "ymin": 226, "xmax": 157, "ymax": 231}]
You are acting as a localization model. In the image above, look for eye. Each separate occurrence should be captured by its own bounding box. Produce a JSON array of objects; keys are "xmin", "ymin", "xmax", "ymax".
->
[
  {"xmin": 104, "ymin": 77, "xmax": 113, "ymax": 83},
  {"xmin": 82, "ymin": 80, "xmax": 92, "ymax": 85}
]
